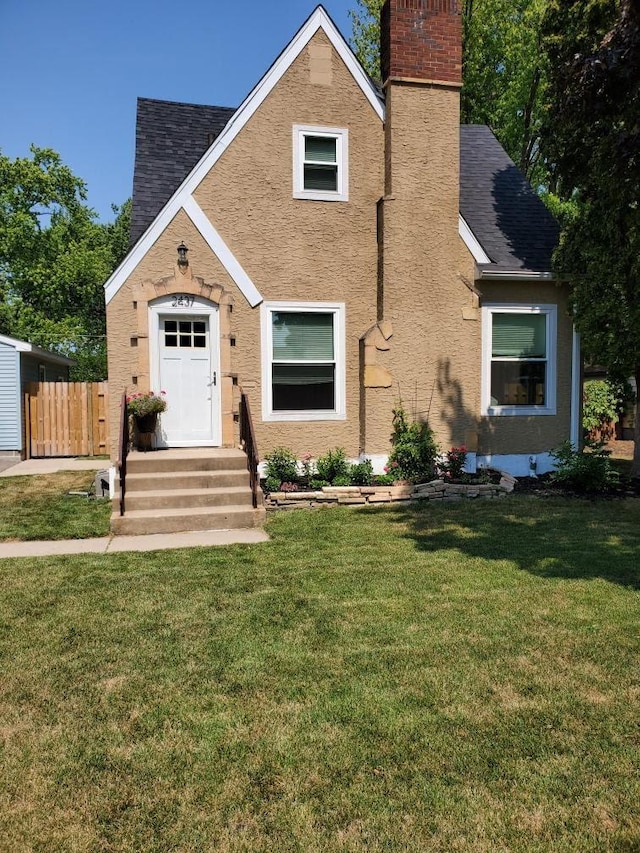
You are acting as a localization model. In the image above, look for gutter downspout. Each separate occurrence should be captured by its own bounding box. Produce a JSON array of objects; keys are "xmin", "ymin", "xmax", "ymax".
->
[{"xmin": 570, "ymin": 327, "xmax": 582, "ymax": 449}]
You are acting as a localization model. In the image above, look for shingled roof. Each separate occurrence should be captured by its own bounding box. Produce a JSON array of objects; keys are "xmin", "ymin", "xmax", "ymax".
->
[
  {"xmin": 131, "ymin": 98, "xmax": 235, "ymax": 245},
  {"xmin": 131, "ymin": 99, "xmax": 558, "ymax": 274},
  {"xmin": 460, "ymin": 125, "xmax": 559, "ymax": 274}
]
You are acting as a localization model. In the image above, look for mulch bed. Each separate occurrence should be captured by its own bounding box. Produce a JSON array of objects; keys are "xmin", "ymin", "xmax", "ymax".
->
[{"xmin": 515, "ymin": 472, "xmax": 640, "ymax": 499}]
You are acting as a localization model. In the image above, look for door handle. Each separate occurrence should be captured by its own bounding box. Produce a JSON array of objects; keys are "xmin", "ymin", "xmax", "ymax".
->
[{"xmin": 209, "ymin": 372, "xmax": 217, "ymax": 387}]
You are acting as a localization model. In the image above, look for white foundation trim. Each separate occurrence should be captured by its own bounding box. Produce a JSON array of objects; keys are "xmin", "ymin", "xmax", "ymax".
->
[{"xmin": 477, "ymin": 452, "xmax": 555, "ymax": 477}]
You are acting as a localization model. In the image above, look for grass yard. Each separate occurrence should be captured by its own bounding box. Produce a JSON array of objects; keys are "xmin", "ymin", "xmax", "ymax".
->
[
  {"xmin": 0, "ymin": 472, "xmax": 111, "ymax": 540},
  {"xmin": 0, "ymin": 498, "xmax": 638, "ymax": 851}
]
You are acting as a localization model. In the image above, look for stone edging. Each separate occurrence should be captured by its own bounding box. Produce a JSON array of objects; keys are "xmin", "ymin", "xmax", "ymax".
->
[{"xmin": 265, "ymin": 474, "xmax": 516, "ymax": 510}]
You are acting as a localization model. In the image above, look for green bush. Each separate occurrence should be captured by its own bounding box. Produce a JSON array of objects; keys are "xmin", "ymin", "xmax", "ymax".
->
[
  {"xmin": 550, "ymin": 441, "xmax": 619, "ymax": 493},
  {"xmin": 349, "ymin": 459, "xmax": 373, "ymax": 486},
  {"xmin": 583, "ymin": 380, "xmax": 619, "ymax": 437},
  {"xmin": 264, "ymin": 447, "xmax": 298, "ymax": 487},
  {"xmin": 333, "ymin": 475, "xmax": 352, "ymax": 487},
  {"xmin": 316, "ymin": 448, "xmax": 349, "ymax": 484},
  {"xmin": 264, "ymin": 476, "xmax": 281, "ymax": 493},
  {"xmin": 387, "ymin": 407, "xmax": 438, "ymax": 483},
  {"xmin": 373, "ymin": 473, "xmax": 396, "ymax": 486},
  {"xmin": 310, "ymin": 478, "xmax": 330, "ymax": 490}
]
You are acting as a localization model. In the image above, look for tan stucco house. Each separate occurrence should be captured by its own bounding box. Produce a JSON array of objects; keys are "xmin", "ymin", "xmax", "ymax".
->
[{"xmin": 105, "ymin": 0, "xmax": 580, "ymax": 488}]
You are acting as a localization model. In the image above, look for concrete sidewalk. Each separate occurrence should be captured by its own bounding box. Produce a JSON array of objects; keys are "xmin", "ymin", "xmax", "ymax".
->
[
  {"xmin": 0, "ymin": 457, "xmax": 108, "ymax": 477},
  {"xmin": 0, "ymin": 528, "xmax": 270, "ymax": 559}
]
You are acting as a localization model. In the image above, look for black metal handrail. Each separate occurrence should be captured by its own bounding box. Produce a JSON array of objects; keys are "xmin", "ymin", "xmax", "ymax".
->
[
  {"xmin": 118, "ymin": 390, "xmax": 129, "ymax": 516},
  {"xmin": 239, "ymin": 389, "xmax": 260, "ymax": 509}
]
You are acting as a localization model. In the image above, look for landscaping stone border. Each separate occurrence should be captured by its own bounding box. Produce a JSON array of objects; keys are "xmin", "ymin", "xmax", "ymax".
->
[{"xmin": 265, "ymin": 474, "xmax": 516, "ymax": 510}]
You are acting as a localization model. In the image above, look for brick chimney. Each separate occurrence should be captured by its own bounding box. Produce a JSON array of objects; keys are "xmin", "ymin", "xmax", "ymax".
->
[
  {"xmin": 373, "ymin": 0, "xmax": 466, "ymax": 452},
  {"xmin": 380, "ymin": 0, "xmax": 462, "ymax": 87}
]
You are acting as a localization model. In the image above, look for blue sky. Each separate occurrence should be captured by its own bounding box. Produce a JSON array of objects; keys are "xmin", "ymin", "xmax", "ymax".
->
[{"xmin": 0, "ymin": 1, "xmax": 356, "ymax": 222}]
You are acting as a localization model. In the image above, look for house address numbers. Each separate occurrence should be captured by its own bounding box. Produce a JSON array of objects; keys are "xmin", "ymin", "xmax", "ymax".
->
[{"xmin": 171, "ymin": 294, "xmax": 195, "ymax": 308}]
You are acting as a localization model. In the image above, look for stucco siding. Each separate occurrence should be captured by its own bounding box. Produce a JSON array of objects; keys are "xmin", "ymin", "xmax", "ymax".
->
[
  {"xmin": 376, "ymin": 82, "xmax": 482, "ymax": 455},
  {"xmin": 0, "ymin": 342, "xmax": 20, "ymax": 451},
  {"xmin": 193, "ymin": 30, "xmax": 382, "ymax": 458},
  {"xmin": 107, "ymin": 31, "xmax": 383, "ymax": 460}
]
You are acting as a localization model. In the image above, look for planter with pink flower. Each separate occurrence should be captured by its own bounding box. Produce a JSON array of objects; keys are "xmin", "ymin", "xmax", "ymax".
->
[{"xmin": 126, "ymin": 391, "xmax": 167, "ymax": 451}]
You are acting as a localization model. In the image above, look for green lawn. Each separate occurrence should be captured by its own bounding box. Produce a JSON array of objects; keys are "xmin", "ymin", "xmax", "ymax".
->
[
  {"xmin": 0, "ymin": 472, "xmax": 111, "ymax": 540},
  {"xmin": 0, "ymin": 499, "xmax": 638, "ymax": 851}
]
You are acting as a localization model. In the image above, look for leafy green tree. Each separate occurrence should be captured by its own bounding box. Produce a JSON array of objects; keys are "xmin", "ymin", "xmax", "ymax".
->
[
  {"xmin": 541, "ymin": 0, "xmax": 640, "ymax": 473},
  {"xmin": 0, "ymin": 146, "xmax": 130, "ymax": 380},
  {"xmin": 349, "ymin": 0, "xmax": 550, "ymax": 184}
]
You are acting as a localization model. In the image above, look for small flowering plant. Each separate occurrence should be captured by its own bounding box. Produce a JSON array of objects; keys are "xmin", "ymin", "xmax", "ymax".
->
[
  {"xmin": 126, "ymin": 391, "xmax": 167, "ymax": 417},
  {"xmin": 300, "ymin": 451, "xmax": 314, "ymax": 483},
  {"xmin": 439, "ymin": 445, "xmax": 468, "ymax": 480}
]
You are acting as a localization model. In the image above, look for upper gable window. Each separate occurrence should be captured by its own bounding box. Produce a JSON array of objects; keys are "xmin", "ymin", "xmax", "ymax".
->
[{"xmin": 293, "ymin": 125, "xmax": 349, "ymax": 202}]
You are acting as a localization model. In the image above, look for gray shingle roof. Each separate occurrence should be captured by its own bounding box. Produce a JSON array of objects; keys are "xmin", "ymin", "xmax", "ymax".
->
[
  {"xmin": 460, "ymin": 125, "xmax": 559, "ymax": 274},
  {"xmin": 130, "ymin": 101, "xmax": 558, "ymax": 274},
  {"xmin": 131, "ymin": 98, "xmax": 235, "ymax": 245}
]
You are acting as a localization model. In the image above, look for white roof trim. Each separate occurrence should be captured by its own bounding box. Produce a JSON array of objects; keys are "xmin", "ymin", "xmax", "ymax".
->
[
  {"xmin": 0, "ymin": 333, "xmax": 74, "ymax": 365},
  {"xmin": 183, "ymin": 196, "xmax": 263, "ymax": 308},
  {"xmin": 104, "ymin": 5, "xmax": 383, "ymax": 306},
  {"xmin": 459, "ymin": 215, "xmax": 491, "ymax": 264},
  {"xmin": 479, "ymin": 270, "xmax": 555, "ymax": 281}
]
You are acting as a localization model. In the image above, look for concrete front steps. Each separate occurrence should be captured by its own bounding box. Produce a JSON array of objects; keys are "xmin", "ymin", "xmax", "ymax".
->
[{"xmin": 111, "ymin": 448, "xmax": 265, "ymax": 536}]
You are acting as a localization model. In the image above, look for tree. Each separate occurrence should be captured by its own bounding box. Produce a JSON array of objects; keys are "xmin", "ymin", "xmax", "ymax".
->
[
  {"xmin": 0, "ymin": 147, "xmax": 130, "ymax": 380},
  {"xmin": 541, "ymin": 0, "xmax": 640, "ymax": 474},
  {"xmin": 349, "ymin": 0, "xmax": 550, "ymax": 184}
]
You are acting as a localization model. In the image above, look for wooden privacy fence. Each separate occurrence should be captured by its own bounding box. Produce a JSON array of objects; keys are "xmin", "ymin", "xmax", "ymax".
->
[{"xmin": 24, "ymin": 382, "xmax": 109, "ymax": 458}]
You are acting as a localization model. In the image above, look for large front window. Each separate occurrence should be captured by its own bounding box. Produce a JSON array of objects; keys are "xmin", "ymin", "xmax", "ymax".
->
[
  {"xmin": 482, "ymin": 305, "xmax": 557, "ymax": 416},
  {"xmin": 262, "ymin": 302, "xmax": 345, "ymax": 421}
]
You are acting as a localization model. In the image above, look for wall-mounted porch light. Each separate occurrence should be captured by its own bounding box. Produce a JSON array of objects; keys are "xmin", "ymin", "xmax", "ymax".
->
[{"xmin": 177, "ymin": 242, "xmax": 189, "ymax": 270}]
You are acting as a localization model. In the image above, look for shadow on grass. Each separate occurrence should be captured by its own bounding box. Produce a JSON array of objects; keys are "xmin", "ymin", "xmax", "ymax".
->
[{"xmin": 360, "ymin": 497, "xmax": 640, "ymax": 590}]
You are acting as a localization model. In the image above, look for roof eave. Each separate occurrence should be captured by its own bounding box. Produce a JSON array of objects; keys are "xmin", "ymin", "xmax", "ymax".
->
[{"xmin": 478, "ymin": 268, "xmax": 556, "ymax": 282}]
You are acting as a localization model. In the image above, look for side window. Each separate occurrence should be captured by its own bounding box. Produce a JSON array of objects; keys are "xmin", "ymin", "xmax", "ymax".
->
[
  {"xmin": 293, "ymin": 126, "xmax": 348, "ymax": 202},
  {"xmin": 482, "ymin": 305, "xmax": 557, "ymax": 416}
]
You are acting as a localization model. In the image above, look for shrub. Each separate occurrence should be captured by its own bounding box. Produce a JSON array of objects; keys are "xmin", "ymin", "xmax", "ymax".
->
[
  {"xmin": 583, "ymin": 380, "xmax": 619, "ymax": 438},
  {"xmin": 439, "ymin": 445, "xmax": 468, "ymax": 481},
  {"xmin": 316, "ymin": 448, "xmax": 349, "ymax": 484},
  {"xmin": 264, "ymin": 476, "xmax": 281, "ymax": 493},
  {"xmin": 264, "ymin": 447, "xmax": 298, "ymax": 487},
  {"xmin": 310, "ymin": 478, "xmax": 330, "ymax": 490},
  {"xmin": 373, "ymin": 473, "xmax": 397, "ymax": 486},
  {"xmin": 387, "ymin": 407, "xmax": 438, "ymax": 483},
  {"xmin": 349, "ymin": 459, "xmax": 373, "ymax": 486},
  {"xmin": 333, "ymin": 475, "xmax": 352, "ymax": 487},
  {"xmin": 550, "ymin": 441, "xmax": 619, "ymax": 493}
]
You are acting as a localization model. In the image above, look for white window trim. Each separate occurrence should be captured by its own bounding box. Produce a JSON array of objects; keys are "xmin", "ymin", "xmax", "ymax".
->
[
  {"xmin": 293, "ymin": 125, "xmax": 349, "ymax": 202},
  {"xmin": 261, "ymin": 301, "xmax": 346, "ymax": 422},
  {"xmin": 481, "ymin": 303, "xmax": 557, "ymax": 417}
]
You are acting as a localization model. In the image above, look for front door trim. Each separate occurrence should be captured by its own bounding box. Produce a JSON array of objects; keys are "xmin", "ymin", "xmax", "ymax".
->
[{"xmin": 148, "ymin": 294, "xmax": 222, "ymax": 447}]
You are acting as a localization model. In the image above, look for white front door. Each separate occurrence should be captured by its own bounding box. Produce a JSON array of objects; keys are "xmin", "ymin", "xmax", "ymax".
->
[{"xmin": 150, "ymin": 297, "xmax": 221, "ymax": 447}]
